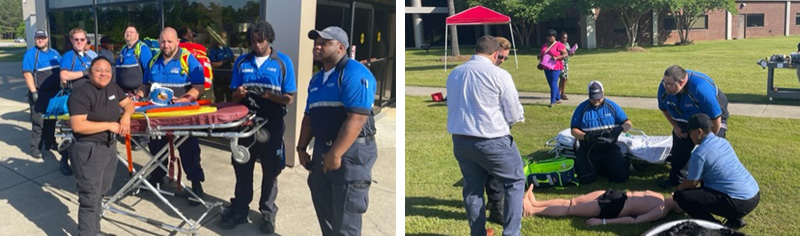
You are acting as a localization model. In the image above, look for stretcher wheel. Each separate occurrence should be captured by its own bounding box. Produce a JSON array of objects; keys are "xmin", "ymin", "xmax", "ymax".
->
[
  {"xmin": 58, "ymin": 138, "xmax": 73, "ymax": 152},
  {"xmin": 232, "ymin": 145, "xmax": 250, "ymax": 164}
]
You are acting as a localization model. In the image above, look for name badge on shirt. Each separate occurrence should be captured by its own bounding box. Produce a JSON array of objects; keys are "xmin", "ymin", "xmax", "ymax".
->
[
  {"xmin": 170, "ymin": 68, "xmax": 181, "ymax": 74},
  {"xmin": 326, "ymin": 82, "xmax": 335, "ymax": 87},
  {"xmin": 266, "ymin": 67, "xmax": 277, "ymax": 72},
  {"xmin": 310, "ymin": 87, "xmax": 319, "ymax": 93},
  {"xmin": 108, "ymin": 95, "xmax": 116, "ymax": 101},
  {"xmin": 242, "ymin": 68, "xmax": 254, "ymax": 73}
]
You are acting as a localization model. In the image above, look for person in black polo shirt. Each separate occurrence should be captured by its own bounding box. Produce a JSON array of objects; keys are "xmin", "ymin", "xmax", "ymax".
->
[{"xmin": 68, "ymin": 56, "xmax": 134, "ymax": 236}]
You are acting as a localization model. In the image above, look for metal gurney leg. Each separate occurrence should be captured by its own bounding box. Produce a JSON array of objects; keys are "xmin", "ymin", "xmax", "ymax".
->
[{"xmin": 98, "ymin": 114, "xmax": 267, "ymax": 235}]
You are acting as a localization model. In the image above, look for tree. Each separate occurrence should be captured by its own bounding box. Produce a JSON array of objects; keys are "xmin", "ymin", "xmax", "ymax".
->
[
  {"xmin": 590, "ymin": 0, "xmax": 662, "ymax": 48},
  {"xmin": 0, "ymin": 0, "xmax": 22, "ymax": 38},
  {"xmin": 447, "ymin": 0, "xmax": 460, "ymax": 56},
  {"xmin": 466, "ymin": 0, "xmax": 577, "ymax": 47},
  {"xmin": 666, "ymin": 0, "xmax": 735, "ymax": 44}
]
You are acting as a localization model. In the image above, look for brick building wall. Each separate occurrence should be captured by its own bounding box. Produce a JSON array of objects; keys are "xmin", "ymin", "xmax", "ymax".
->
[
  {"xmin": 731, "ymin": 2, "xmax": 786, "ymax": 39},
  {"xmin": 594, "ymin": 8, "xmax": 654, "ymax": 48},
  {"xmin": 660, "ymin": 9, "xmax": 728, "ymax": 44},
  {"xmin": 588, "ymin": 1, "xmax": 797, "ymax": 48},
  {"xmin": 790, "ymin": 2, "xmax": 800, "ymax": 34}
]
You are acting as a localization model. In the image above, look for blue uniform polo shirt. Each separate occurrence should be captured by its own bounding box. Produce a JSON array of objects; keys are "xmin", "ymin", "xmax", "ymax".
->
[
  {"xmin": 22, "ymin": 47, "xmax": 62, "ymax": 91},
  {"xmin": 209, "ymin": 46, "xmax": 234, "ymax": 63},
  {"xmin": 658, "ymin": 70, "xmax": 723, "ymax": 126},
  {"xmin": 570, "ymin": 98, "xmax": 628, "ymax": 132},
  {"xmin": 116, "ymin": 41, "xmax": 152, "ymax": 90},
  {"xmin": 688, "ymin": 133, "xmax": 759, "ymax": 200},
  {"xmin": 143, "ymin": 48, "xmax": 204, "ymax": 96},
  {"xmin": 60, "ymin": 49, "xmax": 93, "ymax": 89},
  {"xmin": 230, "ymin": 51, "xmax": 296, "ymax": 94},
  {"xmin": 305, "ymin": 57, "xmax": 377, "ymax": 141}
]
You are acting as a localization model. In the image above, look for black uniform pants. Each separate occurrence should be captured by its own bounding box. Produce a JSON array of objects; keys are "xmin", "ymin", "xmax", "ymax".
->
[
  {"xmin": 574, "ymin": 142, "xmax": 630, "ymax": 184},
  {"xmin": 148, "ymin": 137, "xmax": 205, "ymax": 182},
  {"xmin": 229, "ymin": 118, "xmax": 285, "ymax": 222},
  {"xmin": 667, "ymin": 126, "xmax": 727, "ymax": 183},
  {"xmin": 70, "ymin": 141, "xmax": 118, "ymax": 236},
  {"xmin": 28, "ymin": 90, "xmax": 56, "ymax": 152},
  {"xmin": 674, "ymin": 187, "xmax": 759, "ymax": 224},
  {"xmin": 308, "ymin": 137, "xmax": 377, "ymax": 236}
]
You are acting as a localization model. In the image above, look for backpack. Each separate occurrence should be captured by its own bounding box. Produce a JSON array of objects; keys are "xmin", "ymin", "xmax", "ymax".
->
[
  {"xmin": 148, "ymin": 47, "xmax": 212, "ymax": 90},
  {"xmin": 179, "ymin": 42, "xmax": 213, "ymax": 90},
  {"xmin": 141, "ymin": 37, "xmax": 160, "ymax": 56},
  {"xmin": 523, "ymin": 156, "xmax": 579, "ymax": 188}
]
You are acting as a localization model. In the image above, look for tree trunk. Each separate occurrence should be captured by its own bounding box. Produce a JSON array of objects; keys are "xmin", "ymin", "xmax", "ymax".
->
[{"xmin": 448, "ymin": 0, "xmax": 460, "ymax": 56}]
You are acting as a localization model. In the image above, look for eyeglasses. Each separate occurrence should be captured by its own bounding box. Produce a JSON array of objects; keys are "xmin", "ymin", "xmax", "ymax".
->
[
  {"xmin": 73, "ymin": 38, "xmax": 86, "ymax": 42},
  {"xmin": 497, "ymin": 55, "xmax": 507, "ymax": 60}
]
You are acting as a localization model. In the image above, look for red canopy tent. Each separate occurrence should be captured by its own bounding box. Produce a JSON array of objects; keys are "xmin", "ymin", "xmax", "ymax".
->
[{"xmin": 445, "ymin": 6, "xmax": 518, "ymax": 70}]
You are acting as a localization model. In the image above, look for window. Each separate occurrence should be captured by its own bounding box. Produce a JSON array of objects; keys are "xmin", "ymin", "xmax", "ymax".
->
[
  {"xmin": 48, "ymin": 0, "xmax": 92, "ymax": 9},
  {"xmin": 795, "ymin": 12, "xmax": 800, "ymax": 25},
  {"xmin": 664, "ymin": 15, "xmax": 708, "ymax": 30},
  {"xmin": 163, "ymin": 0, "xmax": 260, "ymax": 49},
  {"xmin": 47, "ymin": 8, "xmax": 96, "ymax": 54},
  {"xmin": 746, "ymin": 14, "xmax": 764, "ymax": 27},
  {"xmin": 96, "ymin": 2, "xmax": 161, "ymax": 57}
]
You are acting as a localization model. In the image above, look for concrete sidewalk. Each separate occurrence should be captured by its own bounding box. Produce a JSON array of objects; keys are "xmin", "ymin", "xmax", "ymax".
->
[
  {"xmin": 408, "ymin": 86, "xmax": 800, "ymax": 119},
  {"xmin": 0, "ymin": 61, "xmax": 396, "ymax": 236}
]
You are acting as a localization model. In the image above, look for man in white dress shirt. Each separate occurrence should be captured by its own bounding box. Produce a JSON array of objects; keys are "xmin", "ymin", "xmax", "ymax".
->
[{"xmin": 447, "ymin": 35, "xmax": 525, "ymax": 236}]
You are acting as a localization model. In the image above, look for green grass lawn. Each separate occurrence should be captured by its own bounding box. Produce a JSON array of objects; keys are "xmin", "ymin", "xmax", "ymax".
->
[
  {"xmin": 406, "ymin": 36, "xmax": 800, "ymax": 104},
  {"xmin": 0, "ymin": 46, "xmax": 26, "ymax": 62},
  {"xmin": 405, "ymin": 95, "xmax": 800, "ymax": 235}
]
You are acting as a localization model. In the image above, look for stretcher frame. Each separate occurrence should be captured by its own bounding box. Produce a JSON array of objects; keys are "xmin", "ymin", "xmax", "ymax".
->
[{"xmin": 54, "ymin": 111, "xmax": 268, "ymax": 235}]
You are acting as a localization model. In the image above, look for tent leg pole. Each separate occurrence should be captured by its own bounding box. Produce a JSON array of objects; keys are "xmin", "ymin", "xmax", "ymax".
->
[
  {"xmin": 445, "ymin": 25, "xmax": 448, "ymax": 72},
  {"xmin": 509, "ymin": 23, "xmax": 519, "ymax": 69}
]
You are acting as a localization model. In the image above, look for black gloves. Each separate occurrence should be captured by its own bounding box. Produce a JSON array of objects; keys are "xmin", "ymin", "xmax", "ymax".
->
[
  {"xmin": 610, "ymin": 126, "xmax": 624, "ymax": 139},
  {"xmin": 584, "ymin": 132, "xmax": 600, "ymax": 143},
  {"xmin": 584, "ymin": 126, "xmax": 624, "ymax": 144},
  {"xmin": 29, "ymin": 91, "xmax": 38, "ymax": 103}
]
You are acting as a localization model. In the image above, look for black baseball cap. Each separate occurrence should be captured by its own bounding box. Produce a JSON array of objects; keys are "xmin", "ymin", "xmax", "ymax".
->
[
  {"xmin": 588, "ymin": 81, "xmax": 604, "ymax": 100},
  {"xmin": 34, "ymin": 29, "xmax": 48, "ymax": 38},
  {"xmin": 687, "ymin": 113, "xmax": 712, "ymax": 130}
]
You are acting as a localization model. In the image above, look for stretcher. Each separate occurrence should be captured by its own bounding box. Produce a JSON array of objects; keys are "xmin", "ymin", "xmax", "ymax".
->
[
  {"xmin": 545, "ymin": 128, "xmax": 672, "ymax": 164},
  {"xmin": 53, "ymin": 102, "xmax": 267, "ymax": 235}
]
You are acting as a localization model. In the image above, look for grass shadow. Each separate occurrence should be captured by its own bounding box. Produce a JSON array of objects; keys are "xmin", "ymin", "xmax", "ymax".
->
[{"xmin": 405, "ymin": 196, "xmax": 466, "ymax": 222}]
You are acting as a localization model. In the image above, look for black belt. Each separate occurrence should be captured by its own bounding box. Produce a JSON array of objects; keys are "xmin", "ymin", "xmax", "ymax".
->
[{"xmin": 77, "ymin": 139, "xmax": 116, "ymax": 147}]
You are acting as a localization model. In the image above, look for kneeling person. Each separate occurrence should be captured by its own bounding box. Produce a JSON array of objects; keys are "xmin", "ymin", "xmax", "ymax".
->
[
  {"xmin": 674, "ymin": 113, "xmax": 759, "ymax": 229},
  {"xmin": 570, "ymin": 81, "xmax": 631, "ymax": 184}
]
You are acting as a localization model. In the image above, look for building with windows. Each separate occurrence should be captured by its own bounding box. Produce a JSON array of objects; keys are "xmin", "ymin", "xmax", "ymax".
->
[
  {"xmin": 406, "ymin": 0, "xmax": 800, "ymax": 49},
  {"xmin": 22, "ymin": 0, "xmax": 396, "ymax": 166}
]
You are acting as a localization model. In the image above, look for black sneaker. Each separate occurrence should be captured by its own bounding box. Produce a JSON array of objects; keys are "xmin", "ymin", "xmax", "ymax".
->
[
  {"xmin": 30, "ymin": 149, "xmax": 42, "ymax": 159},
  {"xmin": 260, "ymin": 219, "xmax": 275, "ymax": 234},
  {"xmin": 487, "ymin": 200, "xmax": 504, "ymax": 224},
  {"xmin": 724, "ymin": 218, "xmax": 747, "ymax": 229},
  {"xmin": 188, "ymin": 180, "xmax": 204, "ymax": 206},
  {"xmin": 658, "ymin": 179, "xmax": 679, "ymax": 189},
  {"xmin": 219, "ymin": 208, "xmax": 248, "ymax": 229}
]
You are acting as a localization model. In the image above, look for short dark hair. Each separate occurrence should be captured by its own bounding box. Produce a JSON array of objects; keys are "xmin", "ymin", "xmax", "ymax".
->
[
  {"xmin": 547, "ymin": 29, "xmax": 557, "ymax": 37},
  {"xmin": 247, "ymin": 21, "xmax": 276, "ymax": 44},
  {"xmin": 664, "ymin": 65, "xmax": 687, "ymax": 82},
  {"xmin": 178, "ymin": 27, "xmax": 191, "ymax": 39},
  {"xmin": 475, "ymin": 35, "xmax": 500, "ymax": 54},
  {"xmin": 560, "ymin": 31, "xmax": 568, "ymax": 37},
  {"xmin": 90, "ymin": 56, "xmax": 112, "ymax": 70}
]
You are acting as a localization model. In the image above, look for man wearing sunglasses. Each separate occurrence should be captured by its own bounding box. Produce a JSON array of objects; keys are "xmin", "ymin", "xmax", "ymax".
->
[
  {"xmin": 657, "ymin": 65, "xmax": 729, "ymax": 188},
  {"xmin": 494, "ymin": 37, "xmax": 510, "ymax": 66}
]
